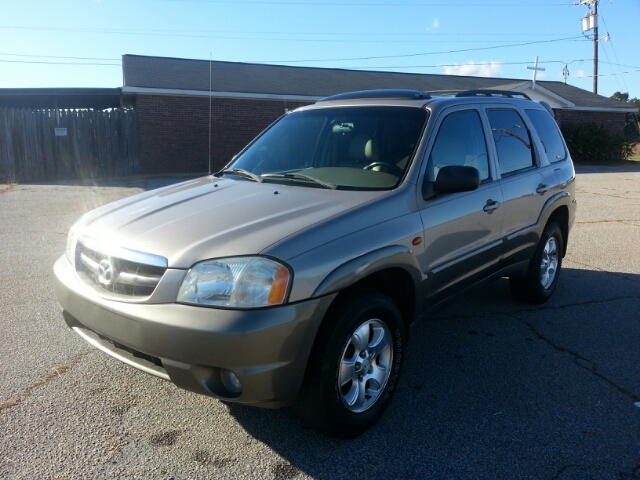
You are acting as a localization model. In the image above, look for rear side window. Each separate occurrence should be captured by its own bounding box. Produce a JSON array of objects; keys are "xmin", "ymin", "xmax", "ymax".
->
[
  {"xmin": 487, "ymin": 109, "xmax": 535, "ymax": 176},
  {"xmin": 525, "ymin": 109, "xmax": 567, "ymax": 163}
]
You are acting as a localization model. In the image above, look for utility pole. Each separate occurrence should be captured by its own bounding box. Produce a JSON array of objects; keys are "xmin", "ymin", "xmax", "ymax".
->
[
  {"xmin": 592, "ymin": 0, "xmax": 598, "ymax": 94},
  {"xmin": 577, "ymin": 0, "xmax": 608, "ymax": 94}
]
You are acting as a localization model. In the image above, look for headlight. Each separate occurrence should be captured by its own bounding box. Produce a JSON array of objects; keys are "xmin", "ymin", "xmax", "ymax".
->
[
  {"xmin": 65, "ymin": 219, "xmax": 83, "ymax": 265},
  {"xmin": 177, "ymin": 257, "xmax": 291, "ymax": 308}
]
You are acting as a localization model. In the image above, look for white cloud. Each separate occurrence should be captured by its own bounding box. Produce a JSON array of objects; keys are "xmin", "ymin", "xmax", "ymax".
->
[
  {"xmin": 426, "ymin": 18, "xmax": 440, "ymax": 32},
  {"xmin": 573, "ymin": 69, "xmax": 586, "ymax": 78},
  {"xmin": 442, "ymin": 61, "xmax": 503, "ymax": 77}
]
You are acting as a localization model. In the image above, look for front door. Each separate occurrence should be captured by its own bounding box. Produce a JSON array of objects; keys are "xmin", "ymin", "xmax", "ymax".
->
[{"xmin": 417, "ymin": 107, "xmax": 504, "ymax": 305}]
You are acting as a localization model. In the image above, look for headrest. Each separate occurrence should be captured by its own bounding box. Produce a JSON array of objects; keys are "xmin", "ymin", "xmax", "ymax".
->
[{"xmin": 348, "ymin": 135, "xmax": 379, "ymax": 162}]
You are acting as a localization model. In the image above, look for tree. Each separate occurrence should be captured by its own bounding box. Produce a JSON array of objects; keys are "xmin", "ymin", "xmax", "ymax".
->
[
  {"xmin": 611, "ymin": 91, "xmax": 640, "ymax": 109},
  {"xmin": 610, "ymin": 92, "xmax": 640, "ymax": 138},
  {"xmin": 611, "ymin": 91, "xmax": 629, "ymax": 103}
]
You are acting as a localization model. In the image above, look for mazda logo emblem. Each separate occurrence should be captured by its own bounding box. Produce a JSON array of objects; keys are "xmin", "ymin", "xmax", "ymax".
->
[{"xmin": 98, "ymin": 259, "xmax": 116, "ymax": 286}]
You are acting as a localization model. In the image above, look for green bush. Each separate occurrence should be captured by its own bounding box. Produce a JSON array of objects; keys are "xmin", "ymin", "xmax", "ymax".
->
[{"xmin": 560, "ymin": 123, "xmax": 635, "ymax": 163}]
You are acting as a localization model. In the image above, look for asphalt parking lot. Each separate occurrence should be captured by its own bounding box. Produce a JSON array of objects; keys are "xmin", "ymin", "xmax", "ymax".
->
[{"xmin": 1, "ymin": 165, "xmax": 639, "ymax": 480}]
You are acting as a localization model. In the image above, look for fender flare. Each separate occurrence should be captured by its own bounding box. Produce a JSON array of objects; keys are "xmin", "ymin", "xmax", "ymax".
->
[
  {"xmin": 537, "ymin": 191, "xmax": 572, "ymax": 227},
  {"xmin": 312, "ymin": 245, "xmax": 423, "ymax": 298}
]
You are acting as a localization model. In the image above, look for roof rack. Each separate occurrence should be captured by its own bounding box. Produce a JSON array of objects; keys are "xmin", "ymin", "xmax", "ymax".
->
[
  {"xmin": 455, "ymin": 90, "xmax": 531, "ymax": 100},
  {"xmin": 318, "ymin": 89, "xmax": 432, "ymax": 102}
]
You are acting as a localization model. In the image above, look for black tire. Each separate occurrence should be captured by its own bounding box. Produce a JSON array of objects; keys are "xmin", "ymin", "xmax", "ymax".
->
[
  {"xmin": 510, "ymin": 222, "xmax": 564, "ymax": 304},
  {"xmin": 294, "ymin": 293, "xmax": 406, "ymax": 439}
]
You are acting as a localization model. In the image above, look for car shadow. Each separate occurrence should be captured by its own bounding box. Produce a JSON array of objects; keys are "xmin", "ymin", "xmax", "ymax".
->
[{"xmin": 226, "ymin": 267, "xmax": 640, "ymax": 479}]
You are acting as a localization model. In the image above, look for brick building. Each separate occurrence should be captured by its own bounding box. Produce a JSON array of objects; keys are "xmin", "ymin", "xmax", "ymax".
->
[{"xmin": 119, "ymin": 54, "xmax": 636, "ymax": 174}]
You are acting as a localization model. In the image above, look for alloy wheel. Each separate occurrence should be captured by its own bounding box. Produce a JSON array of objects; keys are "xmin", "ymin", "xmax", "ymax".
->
[{"xmin": 338, "ymin": 319, "xmax": 393, "ymax": 413}]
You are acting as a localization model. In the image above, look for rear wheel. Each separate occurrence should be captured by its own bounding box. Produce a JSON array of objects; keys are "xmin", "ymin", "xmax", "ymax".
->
[
  {"xmin": 510, "ymin": 222, "xmax": 563, "ymax": 304},
  {"xmin": 294, "ymin": 293, "xmax": 406, "ymax": 439}
]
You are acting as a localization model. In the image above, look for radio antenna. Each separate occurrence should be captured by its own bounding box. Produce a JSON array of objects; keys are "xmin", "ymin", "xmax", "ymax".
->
[{"xmin": 208, "ymin": 52, "xmax": 212, "ymax": 175}]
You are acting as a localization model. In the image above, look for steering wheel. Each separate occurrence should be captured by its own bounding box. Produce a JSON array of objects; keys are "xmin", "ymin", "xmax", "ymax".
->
[{"xmin": 363, "ymin": 162, "xmax": 404, "ymax": 176}]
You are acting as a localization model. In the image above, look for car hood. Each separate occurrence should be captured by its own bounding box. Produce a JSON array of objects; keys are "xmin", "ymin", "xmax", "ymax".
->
[{"xmin": 78, "ymin": 176, "xmax": 385, "ymax": 268}]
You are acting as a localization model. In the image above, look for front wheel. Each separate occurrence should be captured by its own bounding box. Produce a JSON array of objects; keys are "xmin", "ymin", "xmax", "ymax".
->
[
  {"xmin": 294, "ymin": 293, "xmax": 406, "ymax": 439},
  {"xmin": 510, "ymin": 222, "xmax": 564, "ymax": 304}
]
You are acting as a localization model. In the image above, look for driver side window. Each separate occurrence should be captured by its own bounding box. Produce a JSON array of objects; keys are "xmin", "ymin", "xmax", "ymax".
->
[{"xmin": 426, "ymin": 110, "xmax": 490, "ymax": 183}]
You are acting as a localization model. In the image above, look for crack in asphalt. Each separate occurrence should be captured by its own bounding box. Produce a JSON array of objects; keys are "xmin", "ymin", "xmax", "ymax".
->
[
  {"xmin": 566, "ymin": 259, "xmax": 640, "ymax": 284},
  {"xmin": 575, "ymin": 189, "xmax": 640, "ymax": 201},
  {"xmin": 512, "ymin": 315, "xmax": 640, "ymax": 403},
  {"xmin": 0, "ymin": 213, "xmax": 78, "ymax": 221},
  {"xmin": 576, "ymin": 219, "xmax": 640, "ymax": 225},
  {"xmin": 429, "ymin": 295, "xmax": 640, "ymax": 323},
  {"xmin": 425, "ymin": 295, "xmax": 640, "ymax": 404},
  {"xmin": 0, "ymin": 183, "xmax": 17, "ymax": 195},
  {"xmin": 550, "ymin": 464, "xmax": 593, "ymax": 480},
  {"xmin": 1, "ymin": 273, "xmax": 57, "ymax": 280},
  {"xmin": 619, "ymin": 464, "xmax": 640, "ymax": 480},
  {"xmin": 0, "ymin": 349, "xmax": 95, "ymax": 412}
]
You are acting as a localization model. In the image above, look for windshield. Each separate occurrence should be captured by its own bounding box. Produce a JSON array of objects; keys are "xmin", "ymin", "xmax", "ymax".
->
[{"xmin": 224, "ymin": 106, "xmax": 428, "ymax": 190}]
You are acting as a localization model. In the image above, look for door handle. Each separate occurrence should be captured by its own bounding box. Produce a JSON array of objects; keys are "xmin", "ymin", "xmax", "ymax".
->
[
  {"xmin": 536, "ymin": 184, "xmax": 548, "ymax": 195},
  {"xmin": 483, "ymin": 199, "xmax": 500, "ymax": 213}
]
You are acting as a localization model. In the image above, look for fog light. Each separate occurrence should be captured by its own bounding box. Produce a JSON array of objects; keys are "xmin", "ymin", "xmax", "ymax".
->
[{"xmin": 221, "ymin": 369, "xmax": 242, "ymax": 394}]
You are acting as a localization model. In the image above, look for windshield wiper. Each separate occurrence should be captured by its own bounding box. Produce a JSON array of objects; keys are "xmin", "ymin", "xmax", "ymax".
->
[
  {"xmin": 222, "ymin": 168, "xmax": 263, "ymax": 183},
  {"xmin": 261, "ymin": 173, "xmax": 337, "ymax": 190}
]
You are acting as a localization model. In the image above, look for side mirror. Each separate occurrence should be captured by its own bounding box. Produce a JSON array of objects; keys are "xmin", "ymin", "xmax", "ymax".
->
[{"xmin": 423, "ymin": 165, "xmax": 481, "ymax": 200}]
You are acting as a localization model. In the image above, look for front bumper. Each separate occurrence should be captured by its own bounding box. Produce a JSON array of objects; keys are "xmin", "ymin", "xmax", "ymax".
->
[{"xmin": 53, "ymin": 255, "xmax": 335, "ymax": 407}]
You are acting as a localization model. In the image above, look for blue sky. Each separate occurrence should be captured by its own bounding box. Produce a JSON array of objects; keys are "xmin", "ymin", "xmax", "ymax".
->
[{"xmin": 1, "ymin": 0, "xmax": 638, "ymax": 99}]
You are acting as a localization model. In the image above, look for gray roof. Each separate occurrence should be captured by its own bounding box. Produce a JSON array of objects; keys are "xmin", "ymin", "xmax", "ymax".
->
[
  {"xmin": 0, "ymin": 88, "xmax": 122, "ymax": 109},
  {"xmin": 122, "ymin": 54, "xmax": 631, "ymax": 110}
]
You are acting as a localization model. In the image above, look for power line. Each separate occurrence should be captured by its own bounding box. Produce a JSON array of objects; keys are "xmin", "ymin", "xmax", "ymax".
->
[
  {"xmin": 0, "ymin": 54, "xmax": 599, "ymax": 69},
  {"xmin": 8, "ymin": 54, "xmax": 628, "ymax": 71},
  {"xmin": 599, "ymin": 42, "xmax": 623, "ymax": 92},
  {"xmin": 359, "ymin": 59, "xmax": 593, "ymax": 69},
  {"xmin": 0, "ymin": 25, "xmax": 581, "ymax": 44},
  {"xmin": 153, "ymin": 0, "xmax": 573, "ymax": 5},
  {"xmin": 3, "ymin": 58, "xmax": 636, "ymax": 79},
  {"xmin": 574, "ymin": 69, "xmax": 640, "ymax": 79},
  {"xmin": 0, "ymin": 59, "xmax": 120, "ymax": 66},
  {"xmin": 0, "ymin": 52, "xmax": 120, "ymax": 61},
  {"xmin": 259, "ymin": 36, "xmax": 587, "ymax": 63},
  {"xmin": 0, "ymin": 25, "xmax": 577, "ymax": 38},
  {"xmin": 0, "ymin": 58, "xmax": 585, "ymax": 69},
  {"xmin": 3, "ymin": 52, "xmax": 632, "ymax": 73},
  {"xmin": 598, "ymin": 11, "xmax": 630, "ymax": 93}
]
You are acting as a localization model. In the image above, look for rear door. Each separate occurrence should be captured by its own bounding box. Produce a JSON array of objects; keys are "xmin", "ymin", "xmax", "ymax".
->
[
  {"xmin": 417, "ymin": 106, "xmax": 504, "ymax": 304},
  {"xmin": 484, "ymin": 106, "xmax": 558, "ymax": 266}
]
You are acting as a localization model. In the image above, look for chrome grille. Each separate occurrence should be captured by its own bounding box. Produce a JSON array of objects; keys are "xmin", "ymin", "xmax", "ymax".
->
[{"xmin": 75, "ymin": 236, "xmax": 168, "ymax": 297}]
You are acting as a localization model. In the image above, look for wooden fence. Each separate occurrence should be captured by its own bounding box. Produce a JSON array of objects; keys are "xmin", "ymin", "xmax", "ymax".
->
[{"xmin": 0, "ymin": 108, "xmax": 138, "ymax": 183}]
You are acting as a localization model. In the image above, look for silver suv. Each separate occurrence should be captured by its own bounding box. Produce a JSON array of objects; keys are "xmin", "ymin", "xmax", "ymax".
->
[{"xmin": 54, "ymin": 89, "xmax": 576, "ymax": 438}]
